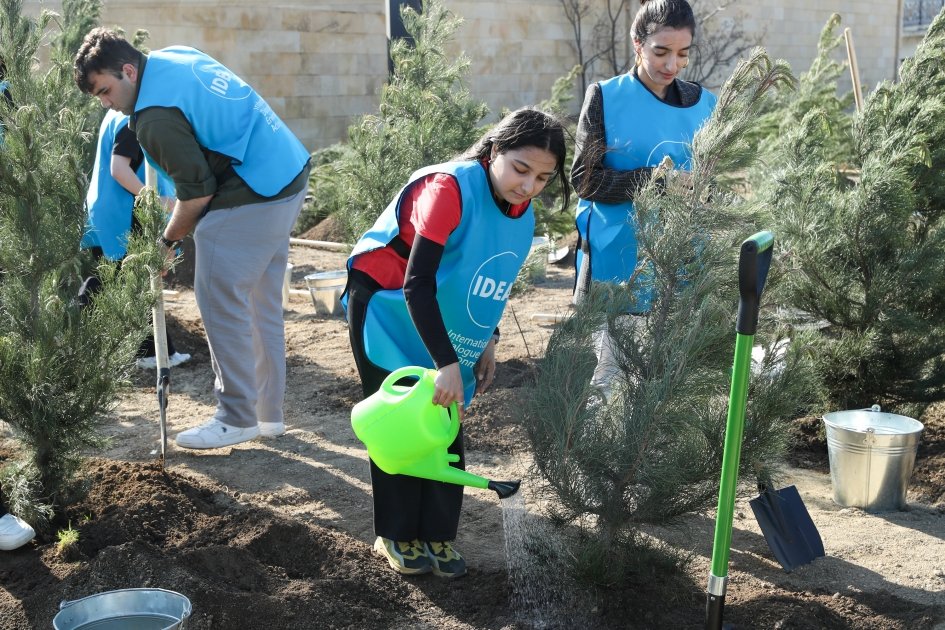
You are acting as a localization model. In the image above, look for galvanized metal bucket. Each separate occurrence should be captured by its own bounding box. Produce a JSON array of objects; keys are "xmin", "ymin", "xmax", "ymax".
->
[
  {"xmin": 53, "ymin": 588, "xmax": 192, "ymax": 630},
  {"xmin": 304, "ymin": 270, "xmax": 347, "ymax": 317},
  {"xmin": 823, "ymin": 407, "xmax": 924, "ymax": 512}
]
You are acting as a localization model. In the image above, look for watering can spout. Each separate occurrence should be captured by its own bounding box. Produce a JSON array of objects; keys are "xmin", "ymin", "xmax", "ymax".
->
[
  {"xmin": 401, "ymin": 459, "xmax": 489, "ymax": 490},
  {"xmin": 488, "ymin": 479, "xmax": 521, "ymax": 499}
]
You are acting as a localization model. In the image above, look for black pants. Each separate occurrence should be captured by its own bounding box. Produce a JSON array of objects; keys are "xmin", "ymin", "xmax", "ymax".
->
[
  {"xmin": 346, "ymin": 269, "xmax": 464, "ymax": 542},
  {"xmin": 78, "ymin": 247, "xmax": 177, "ymax": 357}
]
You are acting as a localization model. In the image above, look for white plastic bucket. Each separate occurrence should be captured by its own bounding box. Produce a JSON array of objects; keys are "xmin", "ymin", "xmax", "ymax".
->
[
  {"xmin": 823, "ymin": 407, "xmax": 924, "ymax": 511},
  {"xmin": 304, "ymin": 270, "xmax": 347, "ymax": 317},
  {"xmin": 53, "ymin": 588, "xmax": 191, "ymax": 630}
]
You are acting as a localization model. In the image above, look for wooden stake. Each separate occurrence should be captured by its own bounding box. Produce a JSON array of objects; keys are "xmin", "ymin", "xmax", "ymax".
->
[
  {"xmin": 289, "ymin": 237, "xmax": 350, "ymax": 252},
  {"xmin": 844, "ymin": 27, "xmax": 864, "ymax": 113},
  {"xmin": 146, "ymin": 164, "xmax": 171, "ymax": 464}
]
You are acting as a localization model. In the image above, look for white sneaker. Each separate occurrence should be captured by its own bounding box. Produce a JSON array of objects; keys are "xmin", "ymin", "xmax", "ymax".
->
[
  {"xmin": 168, "ymin": 352, "xmax": 191, "ymax": 368},
  {"xmin": 259, "ymin": 421, "xmax": 286, "ymax": 437},
  {"xmin": 0, "ymin": 513, "xmax": 35, "ymax": 551},
  {"xmin": 136, "ymin": 352, "xmax": 192, "ymax": 370},
  {"xmin": 175, "ymin": 418, "xmax": 260, "ymax": 449},
  {"xmin": 135, "ymin": 355, "xmax": 158, "ymax": 369}
]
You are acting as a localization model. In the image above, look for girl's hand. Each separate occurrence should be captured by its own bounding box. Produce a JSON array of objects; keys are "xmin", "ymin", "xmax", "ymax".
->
[
  {"xmin": 474, "ymin": 336, "xmax": 497, "ymax": 395},
  {"xmin": 433, "ymin": 362, "xmax": 464, "ymax": 409}
]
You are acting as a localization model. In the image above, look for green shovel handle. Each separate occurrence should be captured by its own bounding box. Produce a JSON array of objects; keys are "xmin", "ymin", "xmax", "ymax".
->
[
  {"xmin": 736, "ymin": 231, "xmax": 773, "ymax": 335},
  {"xmin": 706, "ymin": 231, "xmax": 775, "ymax": 630}
]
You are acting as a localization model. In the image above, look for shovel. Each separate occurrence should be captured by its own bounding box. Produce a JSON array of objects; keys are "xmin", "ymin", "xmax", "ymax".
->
[
  {"xmin": 748, "ymin": 482, "xmax": 824, "ymax": 572},
  {"xmin": 151, "ymin": 271, "xmax": 170, "ymax": 465},
  {"xmin": 146, "ymin": 165, "xmax": 171, "ymax": 465},
  {"xmin": 704, "ymin": 231, "xmax": 773, "ymax": 630}
]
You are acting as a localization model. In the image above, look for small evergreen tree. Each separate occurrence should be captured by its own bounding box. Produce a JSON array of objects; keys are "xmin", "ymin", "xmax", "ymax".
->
[
  {"xmin": 760, "ymin": 8, "xmax": 945, "ymax": 413},
  {"xmin": 331, "ymin": 0, "xmax": 488, "ymax": 244},
  {"xmin": 747, "ymin": 13, "xmax": 853, "ymax": 184},
  {"xmin": 522, "ymin": 50, "xmax": 818, "ymax": 580},
  {"xmin": 0, "ymin": 0, "xmax": 164, "ymax": 524}
]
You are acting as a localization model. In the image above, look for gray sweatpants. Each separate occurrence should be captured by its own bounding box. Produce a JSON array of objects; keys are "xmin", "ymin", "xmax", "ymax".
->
[{"xmin": 193, "ymin": 188, "xmax": 305, "ymax": 429}]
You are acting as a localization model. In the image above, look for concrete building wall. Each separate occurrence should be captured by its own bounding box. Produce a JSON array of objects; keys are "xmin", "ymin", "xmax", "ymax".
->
[{"xmin": 27, "ymin": 0, "xmax": 909, "ymax": 152}]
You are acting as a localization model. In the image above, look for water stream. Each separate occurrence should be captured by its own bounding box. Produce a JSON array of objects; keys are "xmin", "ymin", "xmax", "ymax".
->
[{"xmin": 500, "ymin": 491, "xmax": 583, "ymax": 629}]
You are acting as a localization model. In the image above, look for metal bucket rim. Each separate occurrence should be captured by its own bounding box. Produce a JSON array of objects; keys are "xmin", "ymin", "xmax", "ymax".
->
[
  {"xmin": 823, "ymin": 410, "xmax": 923, "ymax": 435},
  {"xmin": 304, "ymin": 270, "xmax": 347, "ymax": 281},
  {"xmin": 54, "ymin": 588, "xmax": 191, "ymax": 629}
]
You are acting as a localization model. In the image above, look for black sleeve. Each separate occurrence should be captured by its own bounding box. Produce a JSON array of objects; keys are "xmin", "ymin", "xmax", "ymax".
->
[
  {"xmin": 403, "ymin": 234, "xmax": 459, "ymax": 369},
  {"xmin": 113, "ymin": 124, "xmax": 144, "ymax": 172},
  {"xmin": 570, "ymin": 82, "xmax": 656, "ymax": 205}
]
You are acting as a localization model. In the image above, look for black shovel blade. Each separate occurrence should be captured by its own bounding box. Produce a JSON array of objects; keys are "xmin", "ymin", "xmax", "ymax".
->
[{"xmin": 749, "ymin": 485, "xmax": 825, "ymax": 572}]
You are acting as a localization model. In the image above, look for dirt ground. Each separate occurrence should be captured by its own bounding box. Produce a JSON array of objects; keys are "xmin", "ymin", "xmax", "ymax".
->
[{"xmin": 1, "ymin": 241, "xmax": 944, "ymax": 629}]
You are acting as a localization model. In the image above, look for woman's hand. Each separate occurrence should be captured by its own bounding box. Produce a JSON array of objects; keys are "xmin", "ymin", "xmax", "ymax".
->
[
  {"xmin": 474, "ymin": 336, "xmax": 497, "ymax": 395},
  {"xmin": 433, "ymin": 362, "xmax": 464, "ymax": 409}
]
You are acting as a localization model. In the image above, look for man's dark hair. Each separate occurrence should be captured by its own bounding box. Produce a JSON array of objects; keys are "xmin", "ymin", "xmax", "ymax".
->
[{"xmin": 73, "ymin": 27, "xmax": 144, "ymax": 94}]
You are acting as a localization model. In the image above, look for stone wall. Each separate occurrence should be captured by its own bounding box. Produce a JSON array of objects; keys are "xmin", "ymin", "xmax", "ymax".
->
[
  {"xmin": 28, "ymin": 0, "xmax": 906, "ymax": 152},
  {"xmin": 735, "ymin": 1, "xmax": 902, "ymax": 94}
]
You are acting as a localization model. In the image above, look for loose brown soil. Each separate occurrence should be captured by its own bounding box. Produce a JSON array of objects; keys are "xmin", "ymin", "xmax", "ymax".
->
[{"xmin": 2, "ymin": 244, "xmax": 944, "ymax": 629}]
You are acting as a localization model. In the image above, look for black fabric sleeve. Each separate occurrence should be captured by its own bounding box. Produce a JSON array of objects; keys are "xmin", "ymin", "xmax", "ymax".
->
[
  {"xmin": 112, "ymin": 124, "xmax": 144, "ymax": 172},
  {"xmin": 569, "ymin": 82, "xmax": 656, "ymax": 205},
  {"xmin": 403, "ymin": 234, "xmax": 459, "ymax": 369}
]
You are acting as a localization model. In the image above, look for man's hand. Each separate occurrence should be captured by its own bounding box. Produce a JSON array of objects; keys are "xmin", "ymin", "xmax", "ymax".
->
[
  {"xmin": 163, "ymin": 194, "xmax": 212, "ymax": 242},
  {"xmin": 156, "ymin": 236, "xmax": 178, "ymax": 274}
]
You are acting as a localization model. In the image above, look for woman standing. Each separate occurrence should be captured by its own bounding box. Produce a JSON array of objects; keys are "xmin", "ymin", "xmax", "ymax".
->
[
  {"xmin": 345, "ymin": 108, "xmax": 570, "ymax": 578},
  {"xmin": 571, "ymin": 0, "xmax": 717, "ymax": 397}
]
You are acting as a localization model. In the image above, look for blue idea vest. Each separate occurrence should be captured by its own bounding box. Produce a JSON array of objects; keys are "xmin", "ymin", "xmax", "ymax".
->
[
  {"xmin": 82, "ymin": 110, "xmax": 175, "ymax": 260},
  {"xmin": 347, "ymin": 161, "xmax": 535, "ymax": 405},
  {"xmin": 134, "ymin": 47, "xmax": 309, "ymax": 197},
  {"xmin": 575, "ymin": 73, "xmax": 716, "ymax": 310}
]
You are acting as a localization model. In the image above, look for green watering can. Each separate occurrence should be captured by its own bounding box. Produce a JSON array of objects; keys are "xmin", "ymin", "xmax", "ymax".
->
[{"xmin": 351, "ymin": 366, "xmax": 521, "ymax": 499}]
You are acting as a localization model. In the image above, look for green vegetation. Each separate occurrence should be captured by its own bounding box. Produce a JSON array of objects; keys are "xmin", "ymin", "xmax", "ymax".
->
[
  {"xmin": 56, "ymin": 520, "xmax": 80, "ymax": 559},
  {"xmin": 0, "ymin": 0, "xmax": 166, "ymax": 525},
  {"xmin": 522, "ymin": 49, "xmax": 820, "ymax": 583},
  {"xmin": 753, "ymin": 10, "xmax": 945, "ymax": 415},
  {"xmin": 309, "ymin": 0, "xmax": 489, "ymax": 245}
]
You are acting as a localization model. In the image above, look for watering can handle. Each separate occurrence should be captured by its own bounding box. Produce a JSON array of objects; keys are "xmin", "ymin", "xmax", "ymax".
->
[
  {"xmin": 736, "ymin": 231, "xmax": 774, "ymax": 336},
  {"xmin": 380, "ymin": 365, "xmax": 461, "ymax": 439},
  {"xmin": 380, "ymin": 365, "xmax": 429, "ymax": 397}
]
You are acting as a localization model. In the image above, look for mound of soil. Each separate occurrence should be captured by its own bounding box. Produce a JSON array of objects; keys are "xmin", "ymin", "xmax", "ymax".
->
[
  {"xmin": 0, "ymin": 460, "xmax": 512, "ymax": 630},
  {"xmin": 4, "ymin": 458, "xmax": 938, "ymax": 629},
  {"xmin": 299, "ymin": 214, "xmax": 347, "ymax": 243}
]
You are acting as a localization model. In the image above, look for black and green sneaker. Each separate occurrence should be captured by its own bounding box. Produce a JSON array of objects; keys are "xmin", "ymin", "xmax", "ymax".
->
[
  {"xmin": 373, "ymin": 537, "xmax": 431, "ymax": 575},
  {"xmin": 424, "ymin": 541, "xmax": 467, "ymax": 578}
]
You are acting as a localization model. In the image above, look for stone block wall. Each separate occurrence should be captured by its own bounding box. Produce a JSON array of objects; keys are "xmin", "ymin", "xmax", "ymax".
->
[
  {"xmin": 28, "ymin": 0, "xmax": 906, "ymax": 152},
  {"xmin": 734, "ymin": 1, "xmax": 901, "ymax": 94}
]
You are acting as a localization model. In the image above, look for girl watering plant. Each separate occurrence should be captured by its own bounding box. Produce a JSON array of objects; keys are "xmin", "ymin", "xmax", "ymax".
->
[
  {"xmin": 571, "ymin": 0, "xmax": 717, "ymax": 400},
  {"xmin": 343, "ymin": 107, "xmax": 570, "ymax": 578}
]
